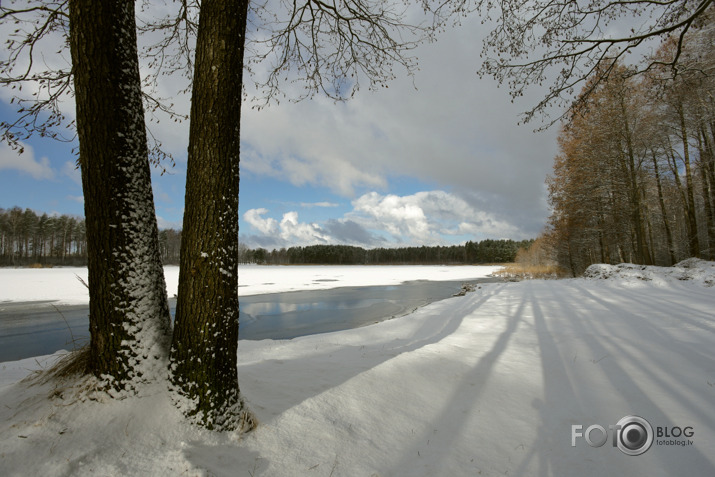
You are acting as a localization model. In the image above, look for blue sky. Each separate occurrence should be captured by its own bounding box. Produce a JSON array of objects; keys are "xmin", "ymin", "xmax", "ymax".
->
[{"xmin": 0, "ymin": 8, "xmax": 559, "ymax": 249}]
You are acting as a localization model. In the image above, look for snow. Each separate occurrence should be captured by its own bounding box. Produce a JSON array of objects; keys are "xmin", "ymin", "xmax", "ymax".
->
[
  {"xmin": 1, "ymin": 262, "xmax": 715, "ymax": 476},
  {"xmin": 0, "ymin": 264, "xmax": 500, "ymax": 305},
  {"xmin": 583, "ymin": 258, "xmax": 715, "ymax": 288}
]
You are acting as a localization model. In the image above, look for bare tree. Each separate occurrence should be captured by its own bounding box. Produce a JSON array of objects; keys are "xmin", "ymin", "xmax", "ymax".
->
[
  {"xmin": 170, "ymin": 0, "xmax": 449, "ymax": 430},
  {"xmin": 0, "ymin": 1, "xmax": 73, "ymax": 149},
  {"xmin": 68, "ymin": 0, "xmax": 172, "ymax": 389},
  {"xmin": 1, "ymin": 1, "xmax": 181, "ymax": 168},
  {"xmin": 2, "ymin": 0, "xmax": 174, "ymax": 389},
  {"xmin": 169, "ymin": 0, "xmax": 254, "ymax": 432},
  {"xmin": 246, "ymin": 0, "xmax": 433, "ymax": 104},
  {"xmin": 472, "ymin": 0, "xmax": 714, "ymax": 124}
]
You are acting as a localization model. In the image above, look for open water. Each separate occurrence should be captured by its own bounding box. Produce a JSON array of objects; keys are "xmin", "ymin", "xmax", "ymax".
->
[{"xmin": 0, "ymin": 277, "xmax": 500, "ymax": 362}]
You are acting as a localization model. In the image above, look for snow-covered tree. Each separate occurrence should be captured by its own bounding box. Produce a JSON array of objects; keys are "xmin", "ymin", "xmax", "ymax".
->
[
  {"xmin": 547, "ymin": 19, "xmax": 715, "ymax": 272},
  {"xmin": 68, "ymin": 0, "xmax": 172, "ymax": 389},
  {"xmin": 2, "ymin": 1, "xmax": 172, "ymax": 389}
]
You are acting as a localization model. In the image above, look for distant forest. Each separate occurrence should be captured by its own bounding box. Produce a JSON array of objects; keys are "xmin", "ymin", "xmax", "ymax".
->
[
  {"xmin": 0, "ymin": 207, "xmax": 87, "ymax": 266},
  {"xmin": 238, "ymin": 240, "xmax": 532, "ymax": 265},
  {"xmin": 0, "ymin": 207, "xmax": 530, "ymax": 266}
]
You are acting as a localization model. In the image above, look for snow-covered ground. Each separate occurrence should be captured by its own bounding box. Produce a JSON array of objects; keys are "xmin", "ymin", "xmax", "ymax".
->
[
  {"xmin": 0, "ymin": 264, "xmax": 501, "ymax": 304},
  {"xmin": 1, "ymin": 261, "xmax": 714, "ymax": 476}
]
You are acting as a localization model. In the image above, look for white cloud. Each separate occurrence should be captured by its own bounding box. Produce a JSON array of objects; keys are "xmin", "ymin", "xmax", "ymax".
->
[
  {"xmin": 0, "ymin": 142, "xmax": 55, "ymax": 180},
  {"xmin": 242, "ymin": 189, "xmax": 527, "ymax": 248},
  {"xmin": 243, "ymin": 208, "xmax": 333, "ymax": 246},
  {"xmin": 66, "ymin": 195, "xmax": 84, "ymax": 204},
  {"xmin": 241, "ymin": 141, "xmax": 387, "ymax": 197},
  {"xmin": 156, "ymin": 216, "xmax": 183, "ymax": 230},
  {"xmin": 279, "ymin": 211, "xmax": 330, "ymax": 243},
  {"xmin": 352, "ymin": 192, "xmax": 432, "ymax": 242},
  {"xmin": 350, "ymin": 190, "xmax": 523, "ymax": 244},
  {"xmin": 244, "ymin": 208, "xmax": 279, "ymax": 235}
]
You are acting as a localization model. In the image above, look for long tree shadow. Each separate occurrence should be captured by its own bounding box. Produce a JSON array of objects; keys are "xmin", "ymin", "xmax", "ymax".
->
[
  {"xmin": 562, "ymin": 282, "xmax": 715, "ymax": 475},
  {"xmin": 238, "ymin": 283, "xmax": 509, "ymax": 424},
  {"xmin": 571, "ymin": 282, "xmax": 715, "ymax": 430},
  {"xmin": 610, "ymin": 284, "xmax": 715, "ymax": 336},
  {"xmin": 512, "ymin": 283, "xmax": 589, "ymax": 477},
  {"xmin": 384, "ymin": 284, "xmax": 525, "ymax": 475},
  {"xmin": 185, "ymin": 285, "xmax": 508, "ymax": 475}
]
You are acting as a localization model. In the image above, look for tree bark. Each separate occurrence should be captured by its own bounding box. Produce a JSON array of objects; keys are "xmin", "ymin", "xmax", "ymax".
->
[
  {"xmin": 678, "ymin": 104, "xmax": 701, "ymax": 257},
  {"xmin": 700, "ymin": 126, "xmax": 715, "ymax": 259},
  {"xmin": 69, "ymin": 0, "xmax": 171, "ymax": 389},
  {"xmin": 170, "ymin": 0, "xmax": 255, "ymax": 432},
  {"xmin": 619, "ymin": 97, "xmax": 652, "ymax": 265},
  {"xmin": 652, "ymin": 151, "xmax": 676, "ymax": 265}
]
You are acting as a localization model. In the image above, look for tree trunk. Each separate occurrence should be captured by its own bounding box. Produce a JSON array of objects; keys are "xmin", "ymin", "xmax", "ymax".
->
[
  {"xmin": 619, "ymin": 98, "xmax": 651, "ymax": 265},
  {"xmin": 69, "ymin": 0, "xmax": 171, "ymax": 389},
  {"xmin": 652, "ymin": 151, "xmax": 676, "ymax": 265},
  {"xmin": 170, "ymin": 0, "xmax": 255, "ymax": 432},
  {"xmin": 678, "ymin": 105, "xmax": 701, "ymax": 257},
  {"xmin": 700, "ymin": 165, "xmax": 714, "ymax": 260},
  {"xmin": 700, "ymin": 126, "xmax": 715, "ymax": 259}
]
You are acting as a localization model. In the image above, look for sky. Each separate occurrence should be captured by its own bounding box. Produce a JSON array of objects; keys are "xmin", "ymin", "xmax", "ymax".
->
[{"xmin": 0, "ymin": 5, "xmax": 560, "ymax": 250}]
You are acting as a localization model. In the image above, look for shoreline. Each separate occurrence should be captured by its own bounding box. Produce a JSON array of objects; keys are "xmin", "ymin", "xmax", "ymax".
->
[
  {"xmin": 0, "ymin": 264, "xmax": 502, "ymax": 305},
  {"xmin": 0, "ymin": 276, "xmax": 502, "ymax": 363}
]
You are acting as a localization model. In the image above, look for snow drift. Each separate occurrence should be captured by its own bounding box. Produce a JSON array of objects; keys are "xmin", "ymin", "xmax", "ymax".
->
[{"xmin": 583, "ymin": 258, "xmax": 715, "ymax": 287}]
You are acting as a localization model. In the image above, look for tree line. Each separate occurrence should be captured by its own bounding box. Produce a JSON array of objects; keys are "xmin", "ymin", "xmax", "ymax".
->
[
  {"xmin": 545, "ymin": 14, "xmax": 715, "ymax": 276},
  {"xmin": 0, "ymin": 207, "xmax": 184, "ymax": 267},
  {"xmin": 0, "ymin": 207, "xmax": 86, "ymax": 266},
  {"xmin": 0, "ymin": 208, "xmax": 528, "ymax": 267},
  {"xmin": 241, "ymin": 240, "xmax": 532, "ymax": 265}
]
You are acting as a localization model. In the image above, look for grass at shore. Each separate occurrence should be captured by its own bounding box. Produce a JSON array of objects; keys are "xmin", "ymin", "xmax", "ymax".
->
[{"xmin": 493, "ymin": 262, "xmax": 568, "ymax": 280}]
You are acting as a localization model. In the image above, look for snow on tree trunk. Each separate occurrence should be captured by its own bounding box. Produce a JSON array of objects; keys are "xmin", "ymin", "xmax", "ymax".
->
[
  {"xmin": 69, "ymin": 0, "xmax": 172, "ymax": 391},
  {"xmin": 170, "ymin": 0, "xmax": 255, "ymax": 432}
]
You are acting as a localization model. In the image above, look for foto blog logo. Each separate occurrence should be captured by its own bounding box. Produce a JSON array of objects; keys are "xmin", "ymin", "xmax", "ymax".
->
[
  {"xmin": 572, "ymin": 415, "xmax": 654, "ymax": 456},
  {"xmin": 572, "ymin": 415, "xmax": 695, "ymax": 456}
]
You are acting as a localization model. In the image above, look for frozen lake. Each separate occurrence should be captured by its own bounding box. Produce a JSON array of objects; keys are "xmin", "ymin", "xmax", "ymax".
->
[{"xmin": 0, "ymin": 277, "xmax": 501, "ymax": 362}]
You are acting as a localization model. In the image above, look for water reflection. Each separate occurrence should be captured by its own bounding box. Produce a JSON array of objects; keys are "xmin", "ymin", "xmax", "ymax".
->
[
  {"xmin": 237, "ymin": 281, "xmax": 465, "ymax": 340},
  {"xmin": 0, "ymin": 279, "xmax": 498, "ymax": 362},
  {"xmin": 240, "ymin": 298, "xmax": 388, "ymax": 320}
]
